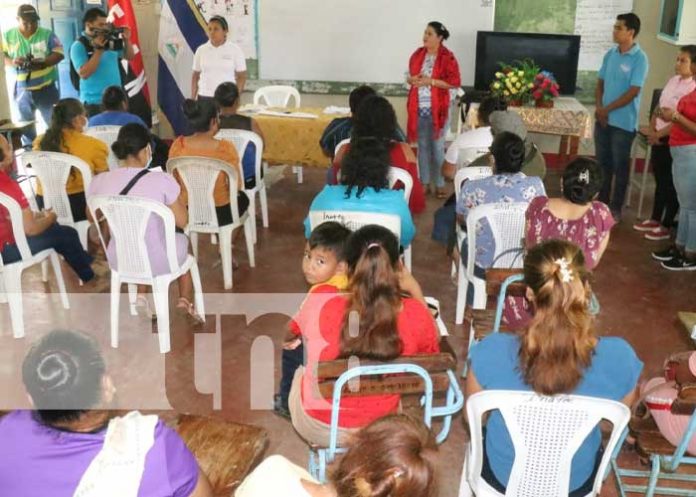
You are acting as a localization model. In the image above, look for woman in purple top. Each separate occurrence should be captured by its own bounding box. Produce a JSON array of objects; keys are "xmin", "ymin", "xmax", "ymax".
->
[
  {"xmin": 87, "ymin": 123, "xmax": 200, "ymax": 320},
  {"xmin": 0, "ymin": 330, "xmax": 212, "ymax": 497},
  {"xmin": 505, "ymin": 158, "xmax": 615, "ymax": 328}
]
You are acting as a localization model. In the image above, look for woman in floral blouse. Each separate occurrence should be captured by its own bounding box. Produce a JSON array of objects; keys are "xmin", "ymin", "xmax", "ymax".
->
[{"xmin": 504, "ymin": 157, "xmax": 614, "ymax": 328}]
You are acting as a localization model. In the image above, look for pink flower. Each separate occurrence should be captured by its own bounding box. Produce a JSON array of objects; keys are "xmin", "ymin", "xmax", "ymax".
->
[
  {"xmin": 541, "ymin": 80, "xmax": 549, "ymax": 89},
  {"xmin": 535, "ymin": 73, "xmax": 544, "ymax": 80},
  {"xmin": 533, "ymin": 90, "xmax": 543, "ymax": 100},
  {"xmin": 550, "ymin": 87, "xmax": 559, "ymax": 97}
]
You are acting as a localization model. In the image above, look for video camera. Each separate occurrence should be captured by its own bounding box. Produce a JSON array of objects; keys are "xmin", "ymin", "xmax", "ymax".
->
[
  {"xmin": 17, "ymin": 53, "xmax": 34, "ymax": 71},
  {"xmin": 93, "ymin": 24, "xmax": 125, "ymax": 51}
]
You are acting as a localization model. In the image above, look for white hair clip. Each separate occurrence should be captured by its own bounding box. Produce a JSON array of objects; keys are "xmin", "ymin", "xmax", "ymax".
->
[
  {"xmin": 554, "ymin": 257, "xmax": 573, "ymax": 283},
  {"xmin": 367, "ymin": 242, "xmax": 381, "ymax": 250},
  {"xmin": 578, "ymin": 169, "xmax": 590, "ymax": 184}
]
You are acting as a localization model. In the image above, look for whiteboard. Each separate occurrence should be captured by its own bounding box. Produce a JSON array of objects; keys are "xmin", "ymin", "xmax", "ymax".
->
[{"xmin": 258, "ymin": 0, "xmax": 495, "ymax": 85}]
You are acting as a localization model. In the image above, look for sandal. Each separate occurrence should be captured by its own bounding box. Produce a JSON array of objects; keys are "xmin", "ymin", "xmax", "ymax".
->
[{"xmin": 176, "ymin": 297, "xmax": 205, "ymax": 324}]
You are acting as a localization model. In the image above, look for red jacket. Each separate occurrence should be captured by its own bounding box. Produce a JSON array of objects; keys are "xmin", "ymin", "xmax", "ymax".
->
[{"xmin": 407, "ymin": 45, "xmax": 461, "ymax": 142}]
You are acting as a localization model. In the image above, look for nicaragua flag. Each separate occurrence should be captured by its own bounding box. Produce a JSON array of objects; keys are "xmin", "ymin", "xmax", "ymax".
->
[
  {"xmin": 108, "ymin": 0, "xmax": 152, "ymax": 128},
  {"xmin": 157, "ymin": 0, "xmax": 208, "ymax": 135}
]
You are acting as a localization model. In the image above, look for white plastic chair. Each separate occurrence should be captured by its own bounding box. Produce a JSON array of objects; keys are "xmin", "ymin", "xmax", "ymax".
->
[
  {"xmin": 168, "ymin": 156, "xmax": 255, "ymax": 290},
  {"xmin": 85, "ymin": 125, "xmax": 121, "ymax": 171},
  {"xmin": 457, "ymin": 146, "xmax": 490, "ymax": 169},
  {"xmin": 215, "ymin": 129, "xmax": 268, "ymax": 244},
  {"xmin": 253, "ymin": 85, "xmax": 301, "ymax": 108},
  {"xmin": 18, "ymin": 151, "xmax": 93, "ymax": 250},
  {"xmin": 453, "ymin": 167, "xmax": 493, "ymax": 325},
  {"xmin": 253, "ymin": 85, "xmax": 303, "ymax": 183},
  {"xmin": 626, "ymin": 133, "xmax": 651, "ymax": 219},
  {"xmin": 0, "ymin": 192, "xmax": 70, "ymax": 339},
  {"xmin": 88, "ymin": 194, "xmax": 205, "ymax": 354},
  {"xmin": 334, "ymin": 138, "xmax": 351, "ymax": 159},
  {"xmin": 309, "ymin": 210, "xmax": 400, "ymax": 239},
  {"xmin": 455, "ymin": 202, "xmax": 527, "ymax": 325},
  {"xmin": 387, "ymin": 167, "xmax": 414, "ymax": 271},
  {"xmin": 459, "ymin": 390, "xmax": 630, "ymax": 497}
]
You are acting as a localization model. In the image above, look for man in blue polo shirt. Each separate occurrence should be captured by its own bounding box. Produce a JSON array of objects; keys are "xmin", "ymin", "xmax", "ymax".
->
[
  {"xmin": 70, "ymin": 8, "xmax": 134, "ymax": 116},
  {"xmin": 594, "ymin": 12, "xmax": 649, "ymax": 222}
]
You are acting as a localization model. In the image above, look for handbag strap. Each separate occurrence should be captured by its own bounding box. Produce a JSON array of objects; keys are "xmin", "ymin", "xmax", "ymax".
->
[{"xmin": 119, "ymin": 169, "xmax": 150, "ymax": 196}]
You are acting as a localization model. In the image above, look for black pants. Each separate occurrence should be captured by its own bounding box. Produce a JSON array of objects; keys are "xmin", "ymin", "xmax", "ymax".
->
[
  {"xmin": 278, "ymin": 342, "xmax": 304, "ymax": 410},
  {"xmin": 36, "ymin": 192, "xmax": 88, "ymax": 222},
  {"xmin": 650, "ymin": 143, "xmax": 679, "ymax": 227},
  {"xmin": 214, "ymin": 191, "xmax": 250, "ymax": 226}
]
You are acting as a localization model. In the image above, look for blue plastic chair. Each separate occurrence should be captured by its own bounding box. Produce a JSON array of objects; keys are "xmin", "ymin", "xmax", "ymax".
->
[
  {"xmin": 307, "ymin": 362, "xmax": 464, "ymax": 482},
  {"xmin": 612, "ymin": 409, "xmax": 696, "ymax": 497}
]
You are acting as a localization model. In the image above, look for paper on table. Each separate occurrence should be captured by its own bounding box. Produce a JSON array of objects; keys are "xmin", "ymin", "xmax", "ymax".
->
[
  {"xmin": 257, "ymin": 110, "xmax": 318, "ymax": 119},
  {"xmin": 323, "ymin": 106, "xmax": 351, "ymax": 114}
]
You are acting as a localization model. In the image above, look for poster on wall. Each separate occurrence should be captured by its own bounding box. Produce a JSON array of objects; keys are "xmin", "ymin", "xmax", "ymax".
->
[
  {"xmin": 195, "ymin": 0, "xmax": 257, "ymax": 59},
  {"xmin": 574, "ymin": 0, "xmax": 634, "ymax": 70}
]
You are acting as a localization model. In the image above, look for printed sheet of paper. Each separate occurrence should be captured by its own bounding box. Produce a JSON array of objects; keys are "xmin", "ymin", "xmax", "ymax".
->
[{"xmin": 574, "ymin": 0, "xmax": 634, "ymax": 70}]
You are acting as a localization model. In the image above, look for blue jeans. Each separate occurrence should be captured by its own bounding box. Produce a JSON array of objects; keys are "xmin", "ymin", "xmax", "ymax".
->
[
  {"xmin": 417, "ymin": 112, "xmax": 447, "ymax": 188},
  {"xmin": 670, "ymin": 145, "xmax": 696, "ymax": 255},
  {"xmin": 15, "ymin": 83, "xmax": 60, "ymax": 146},
  {"xmin": 594, "ymin": 123, "xmax": 636, "ymax": 214},
  {"xmin": 0, "ymin": 223, "xmax": 95, "ymax": 282},
  {"xmin": 278, "ymin": 342, "xmax": 304, "ymax": 410}
]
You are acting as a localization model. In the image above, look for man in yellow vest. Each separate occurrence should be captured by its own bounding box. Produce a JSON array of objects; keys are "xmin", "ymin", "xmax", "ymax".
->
[{"xmin": 2, "ymin": 5, "xmax": 64, "ymax": 146}]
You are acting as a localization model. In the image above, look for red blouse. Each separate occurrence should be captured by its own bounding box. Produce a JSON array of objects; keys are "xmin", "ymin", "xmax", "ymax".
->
[
  {"xmin": 670, "ymin": 90, "xmax": 696, "ymax": 147},
  {"xmin": 301, "ymin": 296, "xmax": 440, "ymax": 428}
]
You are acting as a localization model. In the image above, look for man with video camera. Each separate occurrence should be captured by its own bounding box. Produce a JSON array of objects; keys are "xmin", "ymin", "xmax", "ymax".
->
[
  {"xmin": 69, "ymin": 7, "xmax": 134, "ymax": 117},
  {"xmin": 2, "ymin": 4, "xmax": 64, "ymax": 146}
]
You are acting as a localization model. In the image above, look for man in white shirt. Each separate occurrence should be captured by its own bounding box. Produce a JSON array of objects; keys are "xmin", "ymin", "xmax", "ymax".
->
[
  {"xmin": 441, "ymin": 96, "xmax": 507, "ymax": 180},
  {"xmin": 191, "ymin": 15, "xmax": 247, "ymax": 99}
]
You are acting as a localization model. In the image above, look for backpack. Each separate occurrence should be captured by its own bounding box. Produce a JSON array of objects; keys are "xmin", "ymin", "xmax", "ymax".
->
[{"xmin": 69, "ymin": 35, "xmax": 91, "ymax": 91}]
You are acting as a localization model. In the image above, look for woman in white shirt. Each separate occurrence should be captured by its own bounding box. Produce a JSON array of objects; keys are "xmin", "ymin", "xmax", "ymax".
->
[{"xmin": 191, "ymin": 16, "xmax": 247, "ymax": 101}]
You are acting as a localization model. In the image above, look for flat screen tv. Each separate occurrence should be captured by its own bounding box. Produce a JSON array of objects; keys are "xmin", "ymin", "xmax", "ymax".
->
[{"xmin": 475, "ymin": 31, "xmax": 581, "ymax": 95}]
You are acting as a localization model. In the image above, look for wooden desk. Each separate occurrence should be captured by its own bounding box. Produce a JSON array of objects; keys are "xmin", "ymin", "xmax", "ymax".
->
[
  {"xmin": 466, "ymin": 97, "xmax": 592, "ymax": 164},
  {"xmin": 238, "ymin": 106, "xmax": 349, "ymax": 168}
]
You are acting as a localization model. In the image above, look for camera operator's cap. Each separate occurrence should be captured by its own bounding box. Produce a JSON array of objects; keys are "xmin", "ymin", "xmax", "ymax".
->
[{"xmin": 17, "ymin": 4, "xmax": 40, "ymax": 20}]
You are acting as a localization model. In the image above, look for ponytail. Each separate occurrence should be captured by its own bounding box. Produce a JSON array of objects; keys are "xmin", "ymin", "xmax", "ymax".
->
[
  {"xmin": 39, "ymin": 98, "xmax": 85, "ymax": 153},
  {"xmin": 339, "ymin": 226, "xmax": 403, "ymax": 361},
  {"xmin": 519, "ymin": 240, "xmax": 596, "ymax": 395}
]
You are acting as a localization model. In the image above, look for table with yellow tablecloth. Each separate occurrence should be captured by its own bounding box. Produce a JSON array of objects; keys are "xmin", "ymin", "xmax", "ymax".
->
[
  {"xmin": 466, "ymin": 97, "xmax": 592, "ymax": 162},
  {"xmin": 239, "ymin": 106, "xmax": 349, "ymax": 168}
]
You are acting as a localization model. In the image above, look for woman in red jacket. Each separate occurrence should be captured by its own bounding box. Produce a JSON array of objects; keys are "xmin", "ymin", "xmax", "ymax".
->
[{"xmin": 407, "ymin": 21, "xmax": 461, "ymax": 199}]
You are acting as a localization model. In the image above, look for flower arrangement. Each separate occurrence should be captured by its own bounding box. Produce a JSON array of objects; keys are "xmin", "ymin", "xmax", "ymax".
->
[
  {"xmin": 490, "ymin": 59, "xmax": 539, "ymax": 105},
  {"xmin": 531, "ymin": 71, "xmax": 560, "ymax": 108}
]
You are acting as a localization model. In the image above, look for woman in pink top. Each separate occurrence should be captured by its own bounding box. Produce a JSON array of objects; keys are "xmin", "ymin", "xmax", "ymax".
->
[
  {"xmin": 504, "ymin": 158, "xmax": 614, "ymax": 329},
  {"xmin": 633, "ymin": 46, "xmax": 696, "ymax": 239},
  {"xmin": 87, "ymin": 123, "xmax": 201, "ymax": 320}
]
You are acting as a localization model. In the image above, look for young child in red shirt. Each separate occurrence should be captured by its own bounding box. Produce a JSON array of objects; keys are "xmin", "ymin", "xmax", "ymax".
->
[{"xmin": 273, "ymin": 221, "xmax": 351, "ymax": 418}]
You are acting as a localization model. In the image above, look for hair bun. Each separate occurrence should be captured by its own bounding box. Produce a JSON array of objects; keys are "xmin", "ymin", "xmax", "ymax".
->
[
  {"xmin": 111, "ymin": 140, "xmax": 127, "ymax": 159},
  {"xmin": 182, "ymin": 99, "xmax": 201, "ymax": 119}
]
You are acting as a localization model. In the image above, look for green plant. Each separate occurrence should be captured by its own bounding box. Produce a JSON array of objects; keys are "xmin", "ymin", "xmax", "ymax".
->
[{"xmin": 490, "ymin": 58, "xmax": 539, "ymax": 103}]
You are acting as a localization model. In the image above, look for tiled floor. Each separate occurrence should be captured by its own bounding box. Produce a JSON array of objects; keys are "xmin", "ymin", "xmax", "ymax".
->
[{"xmin": 1, "ymin": 165, "xmax": 694, "ymax": 496}]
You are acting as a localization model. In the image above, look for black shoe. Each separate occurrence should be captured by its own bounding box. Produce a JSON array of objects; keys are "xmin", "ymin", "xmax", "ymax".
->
[
  {"xmin": 273, "ymin": 393, "xmax": 291, "ymax": 420},
  {"xmin": 652, "ymin": 246, "xmax": 679, "ymax": 261},
  {"xmin": 661, "ymin": 256, "xmax": 696, "ymax": 271}
]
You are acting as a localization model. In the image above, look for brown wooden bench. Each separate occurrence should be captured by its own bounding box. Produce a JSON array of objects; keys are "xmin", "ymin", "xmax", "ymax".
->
[
  {"xmin": 316, "ymin": 353, "xmax": 457, "ymax": 401},
  {"xmin": 173, "ymin": 414, "xmax": 268, "ymax": 497},
  {"xmin": 466, "ymin": 268, "xmax": 525, "ymax": 342}
]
